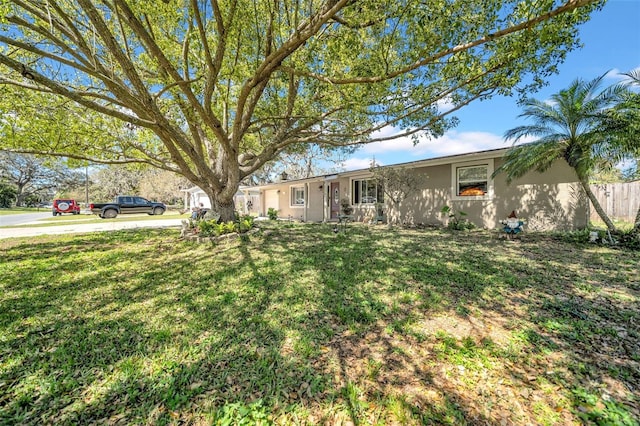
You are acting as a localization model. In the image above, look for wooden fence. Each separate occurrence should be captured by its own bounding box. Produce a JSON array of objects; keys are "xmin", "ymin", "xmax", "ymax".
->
[{"xmin": 589, "ymin": 181, "xmax": 640, "ymax": 223}]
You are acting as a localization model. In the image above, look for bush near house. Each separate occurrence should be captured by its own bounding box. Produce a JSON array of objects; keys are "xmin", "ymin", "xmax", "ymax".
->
[{"xmin": 193, "ymin": 214, "xmax": 255, "ymax": 237}]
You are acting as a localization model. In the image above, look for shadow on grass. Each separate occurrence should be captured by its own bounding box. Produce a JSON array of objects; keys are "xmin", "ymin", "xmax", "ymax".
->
[{"xmin": 0, "ymin": 225, "xmax": 638, "ymax": 424}]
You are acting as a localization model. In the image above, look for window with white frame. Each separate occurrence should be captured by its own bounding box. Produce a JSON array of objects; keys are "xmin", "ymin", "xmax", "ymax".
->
[
  {"xmin": 290, "ymin": 186, "xmax": 305, "ymax": 207},
  {"xmin": 452, "ymin": 161, "xmax": 493, "ymax": 198},
  {"xmin": 352, "ymin": 178, "xmax": 384, "ymax": 204}
]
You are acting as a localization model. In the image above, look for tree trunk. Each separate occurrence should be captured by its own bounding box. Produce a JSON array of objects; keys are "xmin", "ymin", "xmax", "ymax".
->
[
  {"xmin": 633, "ymin": 205, "xmax": 640, "ymax": 234},
  {"xmin": 207, "ymin": 191, "xmax": 236, "ymax": 222},
  {"xmin": 15, "ymin": 183, "xmax": 26, "ymax": 207},
  {"xmin": 579, "ymin": 177, "xmax": 617, "ymax": 233}
]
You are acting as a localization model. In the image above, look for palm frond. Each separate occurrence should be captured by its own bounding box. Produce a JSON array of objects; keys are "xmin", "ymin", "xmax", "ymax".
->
[
  {"xmin": 498, "ymin": 72, "xmax": 636, "ymax": 186},
  {"xmin": 493, "ymin": 141, "xmax": 562, "ymax": 183},
  {"xmin": 622, "ymin": 69, "xmax": 640, "ymax": 86}
]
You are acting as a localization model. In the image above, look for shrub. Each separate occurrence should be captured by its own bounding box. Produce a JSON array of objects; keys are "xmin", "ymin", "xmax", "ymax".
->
[
  {"xmin": 0, "ymin": 183, "xmax": 16, "ymax": 208},
  {"xmin": 340, "ymin": 198, "xmax": 353, "ymax": 215},
  {"xmin": 196, "ymin": 215, "xmax": 256, "ymax": 237},
  {"xmin": 267, "ymin": 207, "xmax": 278, "ymax": 220},
  {"xmin": 238, "ymin": 215, "xmax": 254, "ymax": 233},
  {"xmin": 198, "ymin": 218, "xmax": 220, "ymax": 237},
  {"xmin": 441, "ymin": 205, "xmax": 474, "ymax": 230},
  {"xmin": 614, "ymin": 229, "xmax": 640, "ymax": 250}
]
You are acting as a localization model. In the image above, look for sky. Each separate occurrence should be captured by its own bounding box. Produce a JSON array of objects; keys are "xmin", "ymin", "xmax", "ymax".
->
[{"xmin": 341, "ymin": 0, "xmax": 640, "ymax": 171}]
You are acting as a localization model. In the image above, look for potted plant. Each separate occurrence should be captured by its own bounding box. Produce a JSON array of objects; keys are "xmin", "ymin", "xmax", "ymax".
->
[{"xmin": 340, "ymin": 198, "xmax": 353, "ymax": 216}]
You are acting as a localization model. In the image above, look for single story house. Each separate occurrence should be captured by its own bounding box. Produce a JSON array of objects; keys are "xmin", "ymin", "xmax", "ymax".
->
[{"xmin": 185, "ymin": 147, "xmax": 589, "ymax": 231}]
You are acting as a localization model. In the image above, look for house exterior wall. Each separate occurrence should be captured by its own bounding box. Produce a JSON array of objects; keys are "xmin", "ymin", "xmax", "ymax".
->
[
  {"xmin": 188, "ymin": 150, "xmax": 589, "ymax": 231},
  {"xmin": 257, "ymin": 179, "xmax": 326, "ymax": 221},
  {"xmin": 492, "ymin": 158, "xmax": 589, "ymax": 231},
  {"xmin": 379, "ymin": 156, "xmax": 588, "ymax": 231}
]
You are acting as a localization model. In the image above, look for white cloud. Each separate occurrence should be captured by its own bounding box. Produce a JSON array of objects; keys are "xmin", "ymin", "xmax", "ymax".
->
[
  {"xmin": 340, "ymin": 157, "xmax": 379, "ymax": 171},
  {"xmin": 363, "ymin": 127, "xmax": 512, "ymax": 156},
  {"xmin": 599, "ymin": 66, "xmax": 640, "ymax": 84},
  {"xmin": 341, "ymin": 126, "xmax": 535, "ymax": 170}
]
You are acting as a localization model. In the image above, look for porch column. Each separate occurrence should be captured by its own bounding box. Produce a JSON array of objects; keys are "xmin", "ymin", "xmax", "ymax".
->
[
  {"xmin": 242, "ymin": 189, "xmax": 249, "ymax": 214},
  {"xmin": 304, "ymin": 182, "xmax": 309, "ymax": 222}
]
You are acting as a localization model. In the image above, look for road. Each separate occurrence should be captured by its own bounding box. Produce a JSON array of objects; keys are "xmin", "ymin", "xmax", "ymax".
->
[
  {"xmin": 0, "ymin": 211, "xmax": 52, "ymax": 226},
  {"xmin": 0, "ymin": 214, "xmax": 184, "ymax": 239}
]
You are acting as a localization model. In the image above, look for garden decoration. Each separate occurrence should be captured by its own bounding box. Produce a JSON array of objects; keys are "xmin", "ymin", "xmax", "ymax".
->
[{"xmin": 501, "ymin": 210, "xmax": 525, "ymax": 238}]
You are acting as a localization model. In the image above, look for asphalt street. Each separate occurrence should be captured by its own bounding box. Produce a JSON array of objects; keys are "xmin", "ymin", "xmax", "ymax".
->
[
  {"xmin": 0, "ymin": 211, "xmax": 52, "ymax": 226},
  {"xmin": 0, "ymin": 214, "xmax": 184, "ymax": 239}
]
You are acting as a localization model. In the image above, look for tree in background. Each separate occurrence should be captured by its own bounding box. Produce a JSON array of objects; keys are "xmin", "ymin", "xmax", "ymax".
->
[
  {"xmin": 0, "ymin": 152, "xmax": 83, "ymax": 206},
  {"xmin": 0, "ymin": 181, "xmax": 17, "ymax": 208},
  {"xmin": 138, "ymin": 169, "xmax": 192, "ymax": 205},
  {"xmin": 85, "ymin": 165, "xmax": 146, "ymax": 202},
  {"xmin": 68, "ymin": 164, "xmax": 192, "ymax": 205},
  {"xmin": 0, "ymin": 0, "xmax": 604, "ymax": 221},
  {"xmin": 245, "ymin": 144, "xmax": 350, "ymax": 185},
  {"xmin": 493, "ymin": 73, "xmax": 632, "ymax": 233}
]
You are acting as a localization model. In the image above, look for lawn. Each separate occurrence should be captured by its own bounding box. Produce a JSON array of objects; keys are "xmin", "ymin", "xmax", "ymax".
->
[
  {"xmin": 0, "ymin": 207, "xmax": 48, "ymax": 216},
  {"xmin": 0, "ymin": 224, "xmax": 638, "ymax": 425}
]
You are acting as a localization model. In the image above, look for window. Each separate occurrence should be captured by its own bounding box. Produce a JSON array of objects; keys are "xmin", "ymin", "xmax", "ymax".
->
[
  {"xmin": 352, "ymin": 179, "xmax": 384, "ymax": 204},
  {"xmin": 290, "ymin": 186, "xmax": 305, "ymax": 206},
  {"xmin": 452, "ymin": 161, "xmax": 493, "ymax": 199}
]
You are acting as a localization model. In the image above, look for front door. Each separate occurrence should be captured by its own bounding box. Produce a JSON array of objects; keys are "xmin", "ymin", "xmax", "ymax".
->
[{"xmin": 330, "ymin": 182, "xmax": 340, "ymax": 219}]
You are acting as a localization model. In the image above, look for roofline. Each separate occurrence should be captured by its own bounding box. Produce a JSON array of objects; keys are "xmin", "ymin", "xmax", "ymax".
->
[
  {"xmin": 250, "ymin": 146, "xmax": 511, "ymax": 188},
  {"xmin": 346, "ymin": 146, "xmax": 511, "ymax": 176},
  {"xmin": 186, "ymin": 147, "xmax": 513, "ymax": 192}
]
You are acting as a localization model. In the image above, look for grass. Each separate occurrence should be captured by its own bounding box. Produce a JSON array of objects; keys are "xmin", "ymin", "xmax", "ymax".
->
[
  {"xmin": 0, "ymin": 223, "xmax": 638, "ymax": 425},
  {"xmin": 0, "ymin": 207, "xmax": 48, "ymax": 215}
]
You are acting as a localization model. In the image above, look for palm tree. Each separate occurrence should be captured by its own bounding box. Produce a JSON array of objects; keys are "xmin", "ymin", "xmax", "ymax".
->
[
  {"xmin": 603, "ymin": 70, "xmax": 640, "ymax": 233},
  {"xmin": 494, "ymin": 73, "xmax": 628, "ymax": 233}
]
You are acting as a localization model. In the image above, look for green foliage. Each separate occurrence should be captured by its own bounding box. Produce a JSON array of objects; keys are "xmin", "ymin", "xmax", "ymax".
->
[
  {"xmin": 197, "ymin": 215, "xmax": 255, "ymax": 237},
  {"xmin": 0, "ymin": 182, "xmax": 16, "ymax": 208},
  {"xmin": 552, "ymin": 228, "xmax": 640, "ymax": 250},
  {"xmin": 237, "ymin": 215, "xmax": 255, "ymax": 233},
  {"xmin": 441, "ymin": 205, "xmax": 474, "ymax": 230},
  {"xmin": 340, "ymin": 198, "xmax": 353, "ymax": 216},
  {"xmin": 571, "ymin": 387, "xmax": 638, "ymax": 426},
  {"xmin": 212, "ymin": 400, "xmax": 271, "ymax": 425},
  {"xmin": 267, "ymin": 207, "xmax": 278, "ymax": 220},
  {"xmin": 0, "ymin": 0, "xmax": 605, "ymax": 222},
  {"xmin": 197, "ymin": 218, "xmax": 221, "ymax": 237},
  {"xmin": 614, "ymin": 229, "xmax": 640, "ymax": 251},
  {"xmin": 493, "ymin": 73, "xmax": 636, "ymax": 233}
]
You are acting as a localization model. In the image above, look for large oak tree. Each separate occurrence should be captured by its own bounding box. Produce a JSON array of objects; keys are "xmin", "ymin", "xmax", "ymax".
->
[{"xmin": 0, "ymin": 0, "xmax": 603, "ymax": 220}]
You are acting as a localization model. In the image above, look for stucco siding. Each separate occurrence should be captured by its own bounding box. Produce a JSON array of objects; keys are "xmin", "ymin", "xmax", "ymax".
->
[
  {"xmin": 386, "ymin": 157, "xmax": 588, "ymax": 231},
  {"xmin": 493, "ymin": 159, "xmax": 588, "ymax": 230},
  {"xmin": 190, "ymin": 149, "xmax": 589, "ymax": 230}
]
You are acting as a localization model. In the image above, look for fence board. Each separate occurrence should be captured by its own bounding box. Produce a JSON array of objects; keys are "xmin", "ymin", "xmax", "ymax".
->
[{"xmin": 589, "ymin": 181, "xmax": 640, "ymax": 223}]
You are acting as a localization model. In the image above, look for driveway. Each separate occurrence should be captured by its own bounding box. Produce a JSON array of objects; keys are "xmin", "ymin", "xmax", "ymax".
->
[{"xmin": 0, "ymin": 216, "xmax": 184, "ymax": 239}]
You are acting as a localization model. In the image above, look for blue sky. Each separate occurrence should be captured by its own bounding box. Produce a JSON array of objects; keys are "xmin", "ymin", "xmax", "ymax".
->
[{"xmin": 341, "ymin": 0, "xmax": 640, "ymax": 171}]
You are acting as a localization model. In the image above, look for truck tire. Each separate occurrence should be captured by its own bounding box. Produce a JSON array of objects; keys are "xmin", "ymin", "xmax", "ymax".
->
[
  {"xmin": 153, "ymin": 207, "xmax": 165, "ymax": 216},
  {"xmin": 102, "ymin": 209, "xmax": 118, "ymax": 219}
]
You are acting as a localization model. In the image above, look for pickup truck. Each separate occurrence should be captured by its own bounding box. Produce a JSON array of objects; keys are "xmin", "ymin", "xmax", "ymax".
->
[{"xmin": 89, "ymin": 195, "xmax": 166, "ymax": 219}]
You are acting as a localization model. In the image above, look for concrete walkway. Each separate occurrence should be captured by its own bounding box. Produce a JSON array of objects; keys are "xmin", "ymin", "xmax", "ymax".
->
[{"xmin": 0, "ymin": 218, "xmax": 183, "ymax": 239}]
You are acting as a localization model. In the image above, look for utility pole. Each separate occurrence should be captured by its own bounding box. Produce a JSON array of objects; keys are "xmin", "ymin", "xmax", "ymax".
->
[{"xmin": 85, "ymin": 165, "xmax": 89, "ymax": 208}]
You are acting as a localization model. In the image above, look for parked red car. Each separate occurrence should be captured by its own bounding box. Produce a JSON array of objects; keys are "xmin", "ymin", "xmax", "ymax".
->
[{"xmin": 52, "ymin": 199, "xmax": 81, "ymax": 216}]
